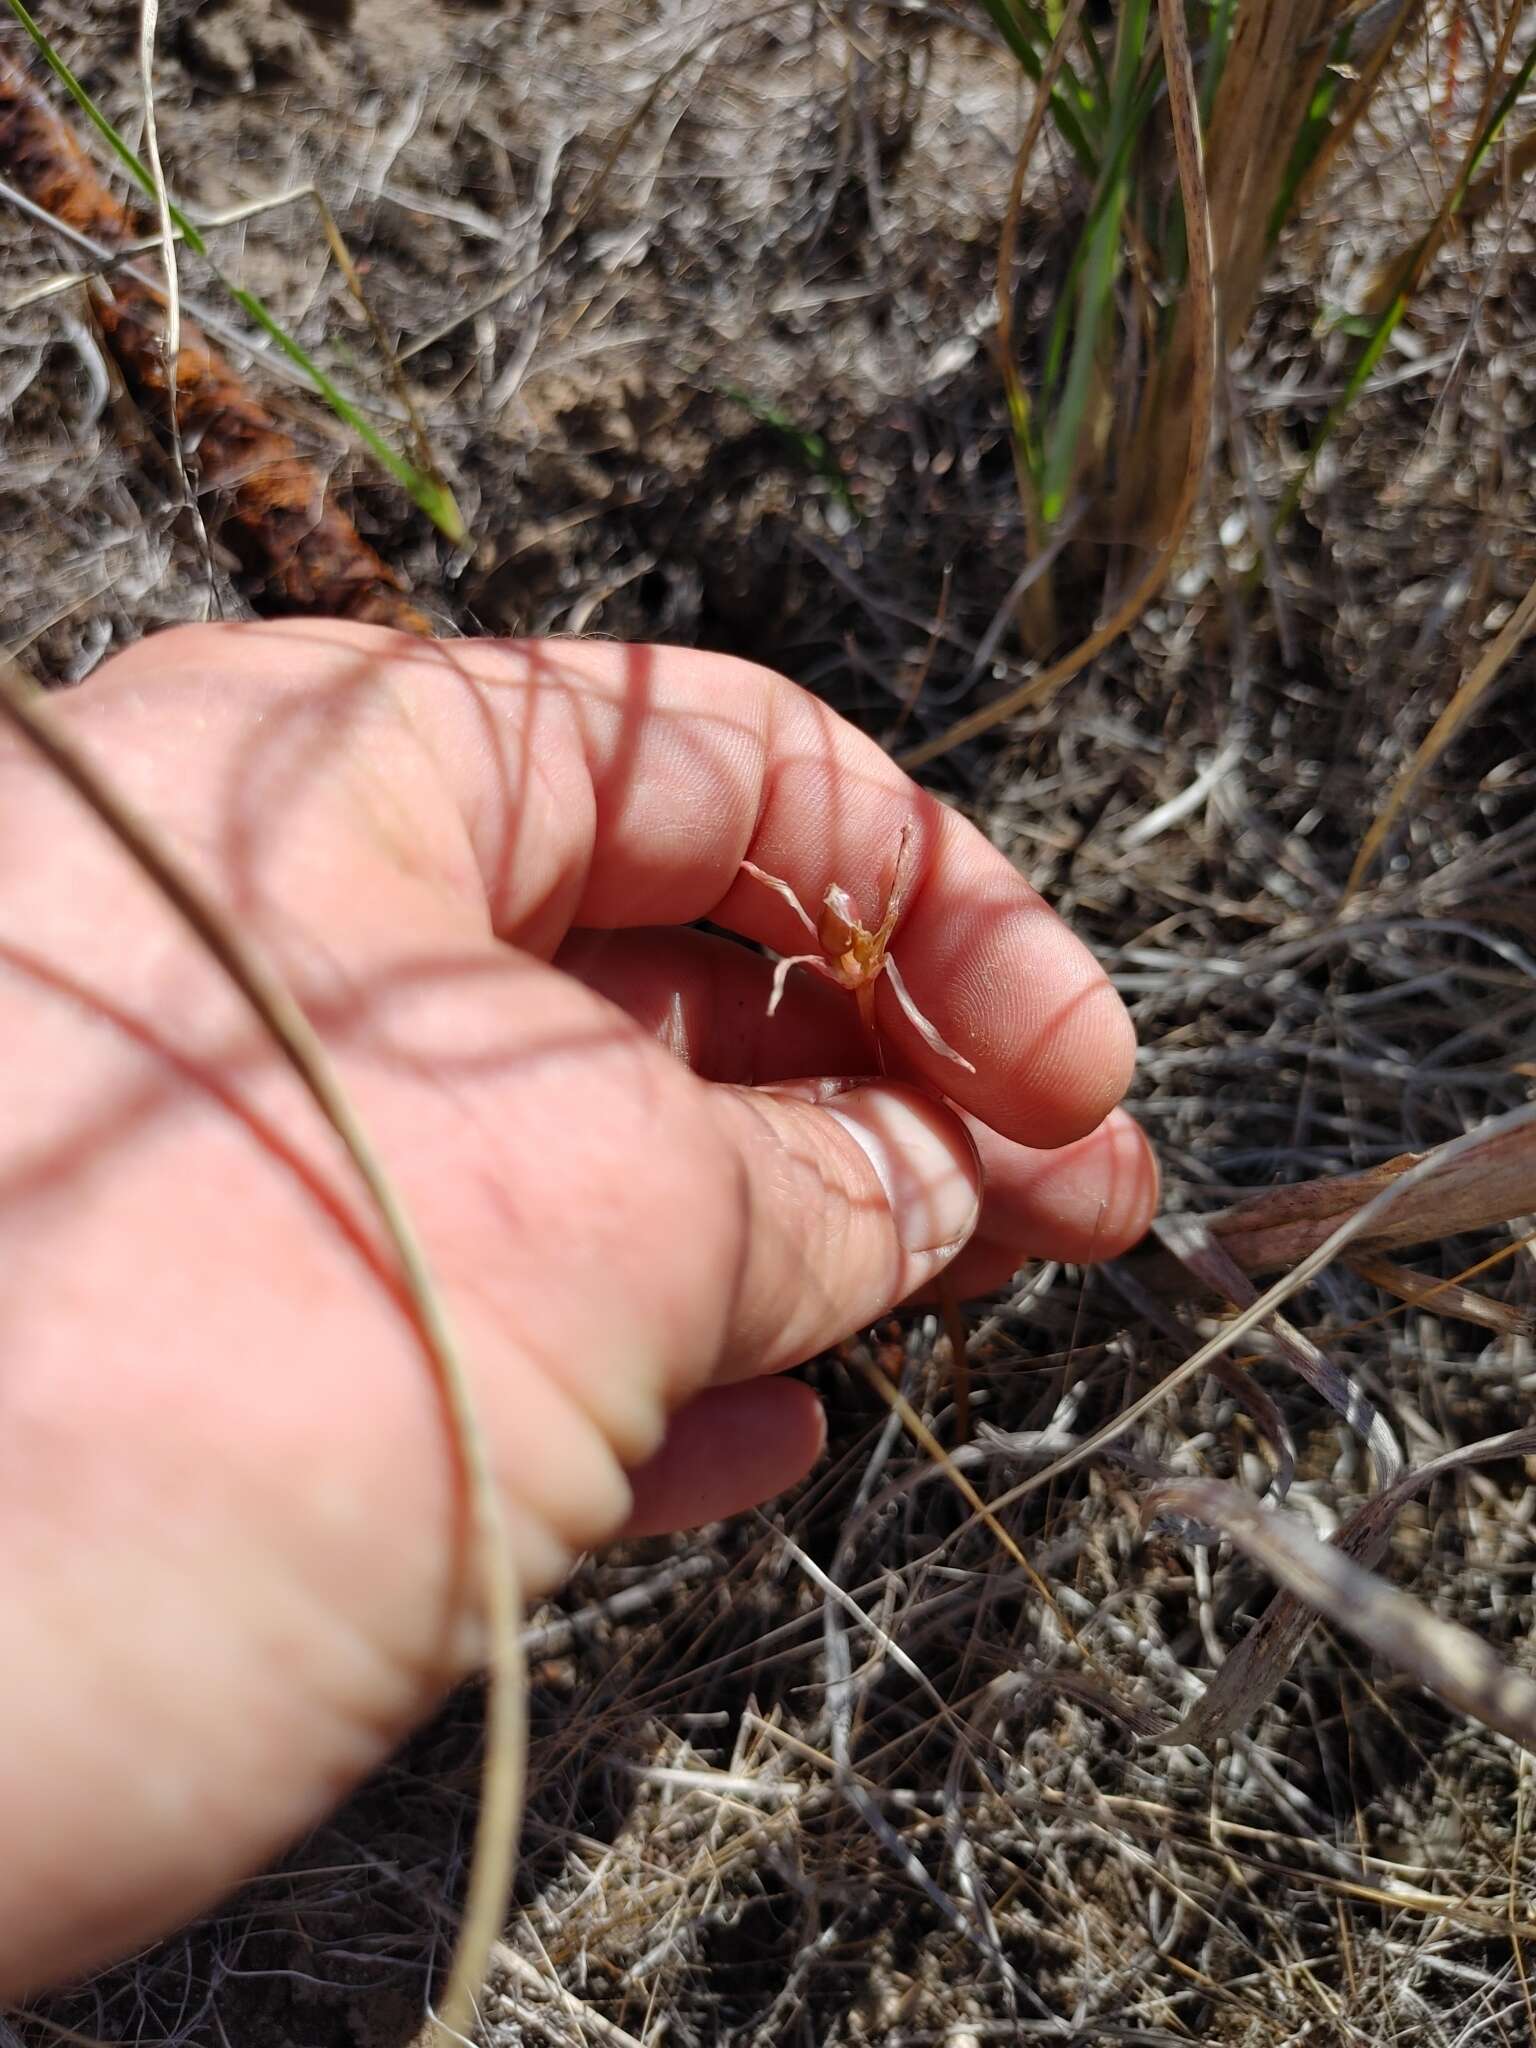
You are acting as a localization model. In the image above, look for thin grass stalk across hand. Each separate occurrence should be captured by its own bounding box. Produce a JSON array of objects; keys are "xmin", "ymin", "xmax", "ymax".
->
[{"xmin": 0, "ymin": 656, "xmax": 524, "ymax": 2046}]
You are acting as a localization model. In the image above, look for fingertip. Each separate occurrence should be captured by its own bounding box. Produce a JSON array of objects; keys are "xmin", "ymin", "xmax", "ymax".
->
[
  {"xmin": 990, "ymin": 941, "xmax": 1139, "ymax": 1149},
  {"xmin": 883, "ymin": 869, "xmax": 1139, "ymax": 1148},
  {"xmin": 923, "ymin": 1106, "xmax": 1159, "ymax": 1299},
  {"xmin": 1030, "ymin": 977, "xmax": 1140, "ymax": 1149},
  {"xmin": 1007, "ymin": 1104, "xmax": 1159, "ymax": 1261}
]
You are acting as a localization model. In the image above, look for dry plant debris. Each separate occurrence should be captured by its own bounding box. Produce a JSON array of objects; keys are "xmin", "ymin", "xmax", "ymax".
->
[{"xmin": 0, "ymin": 45, "xmax": 438, "ymax": 632}]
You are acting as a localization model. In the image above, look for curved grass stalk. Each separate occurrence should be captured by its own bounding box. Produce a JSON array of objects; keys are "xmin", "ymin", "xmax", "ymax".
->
[
  {"xmin": 1148, "ymin": 1472, "xmax": 1536, "ymax": 1753},
  {"xmin": 976, "ymin": 0, "xmax": 1103, "ymax": 172},
  {"xmin": 855, "ymin": 1351, "xmax": 1102, "ymax": 1671},
  {"xmin": 0, "ymin": 652, "xmax": 524, "ymax": 2047}
]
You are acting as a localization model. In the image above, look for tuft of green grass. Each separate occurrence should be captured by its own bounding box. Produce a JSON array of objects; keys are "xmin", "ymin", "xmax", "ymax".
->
[
  {"xmin": 913, "ymin": 0, "xmax": 1536, "ymax": 764},
  {"xmin": 1036, "ymin": 0, "xmax": 1151, "ymax": 528}
]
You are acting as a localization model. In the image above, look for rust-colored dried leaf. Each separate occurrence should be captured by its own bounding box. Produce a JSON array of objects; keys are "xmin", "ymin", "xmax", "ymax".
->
[
  {"xmin": 1125, "ymin": 1115, "xmax": 1536, "ymax": 1297},
  {"xmin": 0, "ymin": 52, "xmax": 434, "ymax": 634}
]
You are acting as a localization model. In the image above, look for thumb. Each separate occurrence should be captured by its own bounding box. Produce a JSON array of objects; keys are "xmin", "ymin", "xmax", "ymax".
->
[{"xmin": 703, "ymin": 1077, "xmax": 982, "ymax": 1376}]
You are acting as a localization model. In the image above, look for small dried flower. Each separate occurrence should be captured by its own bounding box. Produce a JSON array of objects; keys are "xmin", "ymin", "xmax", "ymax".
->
[{"xmin": 742, "ymin": 822, "xmax": 975, "ymax": 1072}]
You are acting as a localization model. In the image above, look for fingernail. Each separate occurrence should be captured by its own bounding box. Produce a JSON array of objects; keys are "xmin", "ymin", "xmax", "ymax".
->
[{"xmin": 826, "ymin": 1084, "xmax": 980, "ymax": 1256}]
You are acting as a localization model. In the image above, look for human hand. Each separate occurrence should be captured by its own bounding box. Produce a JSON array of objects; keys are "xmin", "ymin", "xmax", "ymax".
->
[{"xmin": 0, "ymin": 620, "xmax": 1156, "ymax": 1996}]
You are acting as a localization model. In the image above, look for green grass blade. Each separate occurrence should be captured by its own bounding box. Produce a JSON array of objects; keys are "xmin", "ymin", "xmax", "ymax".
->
[
  {"xmin": 1268, "ymin": 23, "xmax": 1351, "ymax": 241},
  {"xmin": 719, "ymin": 385, "xmax": 859, "ymax": 517},
  {"xmin": 1039, "ymin": 195, "xmax": 1120, "ymax": 521},
  {"xmin": 1043, "ymin": 0, "xmax": 1110, "ymax": 105},
  {"xmin": 1041, "ymin": 224, "xmax": 1086, "ymax": 405},
  {"xmin": 7, "ymin": 0, "xmax": 210, "ymax": 253},
  {"xmin": 1040, "ymin": 43, "xmax": 1157, "ymax": 404},
  {"xmin": 1038, "ymin": 0, "xmax": 1151, "ymax": 522},
  {"xmin": 5, "ymin": 0, "xmax": 467, "ymax": 544},
  {"xmin": 1460, "ymin": 43, "xmax": 1536, "ymax": 190},
  {"xmin": 1199, "ymin": 0, "xmax": 1237, "ymax": 126},
  {"xmin": 224, "ymin": 284, "xmax": 465, "ymax": 539},
  {"xmin": 1005, "ymin": 373, "xmax": 1042, "ymax": 479},
  {"xmin": 976, "ymin": 0, "xmax": 1102, "ymax": 170},
  {"xmin": 1273, "ymin": 39, "xmax": 1536, "ymax": 536}
]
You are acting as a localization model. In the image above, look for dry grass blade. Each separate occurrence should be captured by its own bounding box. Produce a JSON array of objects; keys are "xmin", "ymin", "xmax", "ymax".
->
[
  {"xmin": 1286, "ymin": 0, "xmax": 1426, "ymax": 221},
  {"xmin": 134, "ymin": 0, "xmax": 183, "ymax": 511},
  {"xmin": 1199, "ymin": 0, "xmax": 1335, "ymax": 324},
  {"xmin": 854, "ymin": 1351, "xmax": 1096, "ymax": 1666},
  {"xmin": 1125, "ymin": 1111, "xmax": 1536, "ymax": 1293},
  {"xmin": 1151, "ymin": 1214, "xmax": 1403, "ymax": 1486},
  {"xmin": 0, "ymin": 652, "xmax": 525, "ymax": 2048},
  {"xmin": 1346, "ymin": 1251, "xmax": 1536, "ymax": 1338},
  {"xmin": 1159, "ymin": 1424, "xmax": 1536, "ymax": 1746},
  {"xmin": 1271, "ymin": 14, "xmax": 1536, "ymax": 535},
  {"xmin": 897, "ymin": 0, "xmax": 1213, "ymax": 773},
  {"xmin": 1105, "ymin": 1259, "xmax": 1298, "ymax": 1499},
  {"xmin": 1148, "ymin": 1474, "xmax": 1536, "ymax": 1753},
  {"xmin": 1346, "ymin": 560, "xmax": 1536, "ymax": 896},
  {"xmin": 978, "ymin": 1101, "xmax": 1536, "ymax": 1522},
  {"xmin": 1358, "ymin": 0, "xmax": 1526, "ymax": 321},
  {"xmin": 1119, "ymin": 0, "xmax": 1335, "ymax": 545}
]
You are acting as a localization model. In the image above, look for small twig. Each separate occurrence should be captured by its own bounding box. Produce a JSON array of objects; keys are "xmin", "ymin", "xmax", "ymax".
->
[
  {"xmin": 1346, "ymin": 559, "xmax": 1536, "ymax": 896},
  {"xmin": 854, "ymin": 1350, "xmax": 1100, "ymax": 1671}
]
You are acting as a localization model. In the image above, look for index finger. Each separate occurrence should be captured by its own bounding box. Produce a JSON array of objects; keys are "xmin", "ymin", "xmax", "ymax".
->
[{"xmin": 100, "ymin": 622, "xmax": 1135, "ymax": 1149}]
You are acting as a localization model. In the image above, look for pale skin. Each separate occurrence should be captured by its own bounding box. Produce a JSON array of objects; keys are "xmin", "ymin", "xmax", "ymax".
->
[{"xmin": 0, "ymin": 620, "xmax": 1158, "ymax": 2000}]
